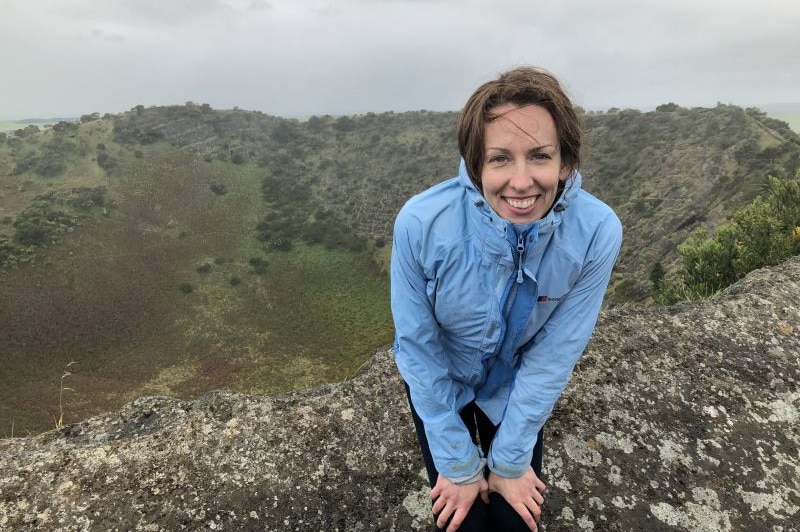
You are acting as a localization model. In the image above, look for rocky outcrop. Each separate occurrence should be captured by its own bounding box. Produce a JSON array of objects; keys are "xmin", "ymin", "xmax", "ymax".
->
[{"xmin": 2, "ymin": 257, "xmax": 799, "ymax": 531}]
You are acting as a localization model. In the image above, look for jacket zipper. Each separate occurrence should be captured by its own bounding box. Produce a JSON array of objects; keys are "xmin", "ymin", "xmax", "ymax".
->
[{"xmin": 516, "ymin": 233, "xmax": 525, "ymax": 284}]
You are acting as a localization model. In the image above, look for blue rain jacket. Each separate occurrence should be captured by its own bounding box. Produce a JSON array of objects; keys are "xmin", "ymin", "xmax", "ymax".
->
[{"xmin": 391, "ymin": 161, "xmax": 622, "ymax": 481}]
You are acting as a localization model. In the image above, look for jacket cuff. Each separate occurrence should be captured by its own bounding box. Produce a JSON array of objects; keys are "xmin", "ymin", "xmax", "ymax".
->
[
  {"xmin": 486, "ymin": 453, "xmax": 529, "ymax": 479},
  {"xmin": 448, "ymin": 458, "xmax": 486, "ymax": 485}
]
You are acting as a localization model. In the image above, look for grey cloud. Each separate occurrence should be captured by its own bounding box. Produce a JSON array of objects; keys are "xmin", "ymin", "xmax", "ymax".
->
[
  {"xmin": 247, "ymin": 0, "xmax": 272, "ymax": 11},
  {"xmin": 1, "ymin": 0, "xmax": 798, "ymax": 119},
  {"xmin": 91, "ymin": 28, "xmax": 126, "ymax": 42}
]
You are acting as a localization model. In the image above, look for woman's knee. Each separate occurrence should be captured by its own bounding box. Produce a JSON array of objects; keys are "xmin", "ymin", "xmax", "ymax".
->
[
  {"xmin": 487, "ymin": 492, "xmax": 541, "ymax": 532},
  {"xmin": 433, "ymin": 499, "xmax": 488, "ymax": 532}
]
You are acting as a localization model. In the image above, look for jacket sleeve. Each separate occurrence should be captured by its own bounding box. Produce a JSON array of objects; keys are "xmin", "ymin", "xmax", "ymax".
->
[
  {"xmin": 487, "ymin": 211, "xmax": 623, "ymax": 478},
  {"xmin": 391, "ymin": 209, "xmax": 483, "ymax": 482}
]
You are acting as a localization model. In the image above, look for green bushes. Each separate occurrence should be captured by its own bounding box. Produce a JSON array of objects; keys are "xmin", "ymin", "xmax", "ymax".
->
[
  {"xmin": 13, "ymin": 220, "xmax": 53, "ymax": 246},
  {"xmin": 654, "ymin": 174, "xmax": 800, "ymax": 304},
  {"xmin": 249, "ymin": 257, "xmax": 268, "ymax": 275},
  {"xmin": 1, "ymin": 187, "xmax": 108, "ymax": 267},
  {"xmin": 209, "ymin": 182, "xmax": 227, "ymax": 195},
  {"xmin": 111, "ymin": 117, "xmax": 164, "ymax": 145},
  {"xmin": 96, "ymin": 151, "xmax": 117, "ymax": 172}
]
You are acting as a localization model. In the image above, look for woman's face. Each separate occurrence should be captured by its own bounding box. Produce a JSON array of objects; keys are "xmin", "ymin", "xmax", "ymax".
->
[{"xmin": 480, "ymin": 104, "xmax": 570, "ymax": 224}]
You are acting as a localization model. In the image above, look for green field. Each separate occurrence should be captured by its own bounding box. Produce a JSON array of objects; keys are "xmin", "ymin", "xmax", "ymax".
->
[
  {"xmin": 0, "ymin": 121, "xmax": 24, "ymax": 132},
  {"xmin": 769, "ymin": 113, "xmax": 800, "ymax": 133},
  {"xmin": 0, "ymin": 119, "xmax": 62, "ymax": 132}
]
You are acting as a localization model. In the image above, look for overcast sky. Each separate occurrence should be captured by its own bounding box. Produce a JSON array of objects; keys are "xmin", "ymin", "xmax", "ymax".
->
[{"xmin": 1, "ymin": 0, "xmax": 798, "ymax": 120}]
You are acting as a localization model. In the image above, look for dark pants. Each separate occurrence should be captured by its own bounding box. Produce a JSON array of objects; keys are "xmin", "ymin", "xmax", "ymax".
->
[{"xmin": 406, "ymin": 387, "xmax": 544, "ymax": 532}]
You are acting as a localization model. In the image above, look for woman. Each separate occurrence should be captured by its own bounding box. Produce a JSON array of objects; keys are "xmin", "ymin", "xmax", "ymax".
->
[{"xmin": 390, "ymin": 67, "xmax": 622, "ymax": 532}]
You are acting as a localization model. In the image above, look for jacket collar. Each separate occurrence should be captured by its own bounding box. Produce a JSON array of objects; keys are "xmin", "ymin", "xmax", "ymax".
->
[{"xmin": 457, "ymin": 159, "xmax": 582, "ymax": 239}]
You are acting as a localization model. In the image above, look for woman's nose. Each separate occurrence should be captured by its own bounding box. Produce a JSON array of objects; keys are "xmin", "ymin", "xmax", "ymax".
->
[{"xmin": 508, "ymin": 162, "xmax": 532, "ymax": 190}]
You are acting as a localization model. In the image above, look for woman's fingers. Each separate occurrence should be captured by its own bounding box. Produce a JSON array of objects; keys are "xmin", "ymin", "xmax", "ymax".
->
[
  {"xmin": 511, "ymin": 501, "xmax": 539, "ymax": 531},
  {"xmin": 479, "ymin": 480, "xmax": 490, "ymax": 504},
  {"xmin": 436, "ymin": 503, "xmax": 454, "ymax": 530},
  {"xmin": 532, "ymin": 487, "xmax": 544, "ymax": 506},
  {"xmin": 445, "ymin": 507, "xmax": 467, "ymax": 532}
]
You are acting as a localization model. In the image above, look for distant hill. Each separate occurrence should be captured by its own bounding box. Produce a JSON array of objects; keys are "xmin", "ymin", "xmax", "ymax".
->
[
  {"xmin": 758, "ymin": 102, "xmax": 800, "ymax": 115},
  {"xmin": 758, "ymin": 103, "xmax": 800, "ymax": 133},
  {"xmin": 0, "ymin": 118, "xmax": 77, "ymax": 132},
  {"xmin": 1, "ymin": 102, "xmax": 798, "ymax": 434}
]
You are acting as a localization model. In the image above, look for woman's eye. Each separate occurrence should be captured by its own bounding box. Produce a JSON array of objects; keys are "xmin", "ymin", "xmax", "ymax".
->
[{"xmin": 489, "ymin": 155, "xmax": 509, "ymax": 163}]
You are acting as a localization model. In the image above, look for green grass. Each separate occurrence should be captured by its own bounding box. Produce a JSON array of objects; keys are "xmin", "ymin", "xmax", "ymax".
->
[
  {"xmin": 244, "ymin": 244, "xmax": 392, "ymax": 390},
  {"xmin": 170, "ymin": 243, "xmax": 393, "ymax": 397},
  {"xmin": 0, "ymin": 120, "xmax": 61, "ymax": 132},
  {"xmin": 0, "ymin": 121, "xmax": 24, "ymax": 132}
]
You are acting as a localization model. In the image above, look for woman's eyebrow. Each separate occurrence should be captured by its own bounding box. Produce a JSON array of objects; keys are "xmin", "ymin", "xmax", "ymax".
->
[{"xmin": 485, "ymin": 144, "xmax": 556, "ymax": 152}]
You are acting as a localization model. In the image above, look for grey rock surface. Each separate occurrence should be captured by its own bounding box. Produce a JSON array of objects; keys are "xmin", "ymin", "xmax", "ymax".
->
[{"xmin": 1, "ymin": 257, "xmax": 799, "ymax": 531}]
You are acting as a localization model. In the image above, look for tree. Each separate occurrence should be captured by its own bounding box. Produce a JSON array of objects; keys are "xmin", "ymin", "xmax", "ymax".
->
[
  {"xmin": 96, "ymin": 151, "xmax": 117, "ymax": 172},
  {"xmin": 52, "ymin": 121, "xmax": 79, "ymax": 134},
  {"xmin": 14, "ymin": 125, "xmax": 39, "ymax": 138}
]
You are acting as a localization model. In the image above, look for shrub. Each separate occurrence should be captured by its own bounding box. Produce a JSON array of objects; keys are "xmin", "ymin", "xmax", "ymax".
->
[
  {"xmin": 209, "ymin": 182, "xmax": 228, "ymax": 195},
  {"xmin": 35, "ymin": 158, "xmax": 65, "ymax": 178},
  {"xmin": 654, "ymin": 174, "xmax": 800, "ymax": 304},
  {"xmin": 178, "ymin": 282, "xmax": 194, "ymax": 294},
  {"xmin": 96, "ymin": 151, "xmax": 117, "ymax": 172},
  {"xmin": 65, "ymin": 187, "xmax": 106, "ymax": 210},
  {"xmin": 249, "ymin": 257, "xmax": 268, "ymax": 274},
  {"xmin": 13, "ymin": 220, "xmax": 51, "ymax": 246},
  {"xmin": 270, "ymin": 238, "xmax": 293, "ymax": 252}
]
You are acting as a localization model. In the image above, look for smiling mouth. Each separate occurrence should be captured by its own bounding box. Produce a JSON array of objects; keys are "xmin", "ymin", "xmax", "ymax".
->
[{"xmin": 506, "ymin": 197, "xmax": 536, "ymax": 209}]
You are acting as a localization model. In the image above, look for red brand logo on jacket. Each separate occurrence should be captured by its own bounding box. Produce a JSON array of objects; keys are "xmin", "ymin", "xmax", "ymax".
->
[{"xmin": 537, "ymin": 295, "xmax": 563, "ymax": 303}]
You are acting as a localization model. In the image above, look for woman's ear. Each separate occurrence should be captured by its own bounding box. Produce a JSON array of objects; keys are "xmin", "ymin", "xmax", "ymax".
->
[{"xmin": 559, "ymin": 164, "xmax": 573, "ymax": 181}]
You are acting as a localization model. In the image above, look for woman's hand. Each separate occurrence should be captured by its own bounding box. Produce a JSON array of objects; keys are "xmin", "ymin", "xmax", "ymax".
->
[
  {"xmin": 431, "ymin": 474, "xmax": 489, "ymax": 531},
  {"xmin": 488, "ymin": 467, "xmax": 546, "ymax": 531}
]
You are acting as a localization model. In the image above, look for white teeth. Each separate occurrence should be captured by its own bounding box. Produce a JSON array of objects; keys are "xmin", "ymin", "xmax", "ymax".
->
[{"xmin": 507, "ymin": 197, "xmax": 535, "ymax": 209}]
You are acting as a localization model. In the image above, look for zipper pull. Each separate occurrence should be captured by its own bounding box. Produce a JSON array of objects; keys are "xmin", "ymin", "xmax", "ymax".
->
[{"xmin": 516, "ymin": 234, "xmax": 525, "ymax": 284}]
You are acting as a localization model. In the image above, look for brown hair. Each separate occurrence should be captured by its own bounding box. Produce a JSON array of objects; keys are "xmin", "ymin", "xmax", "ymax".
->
[{"xmin": 457, "ymin": 66, "xmax": 582, "ymax": 190}]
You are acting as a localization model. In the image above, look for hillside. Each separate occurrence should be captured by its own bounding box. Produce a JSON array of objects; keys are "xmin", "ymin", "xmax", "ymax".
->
[
  {"xmin": 582, "ymin": 104, "xmax": 800, "ymax": 300},
  {"xmin": 111, "ymin": 102, "xmax": 800, "ymax": 301},
  {"xmin": 1, "ymin": 103, "xmax": 798, "ymax": 435},
  {"xmin": 1, "ymin": 256, "xmax": 797, "ymax": 531}
]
